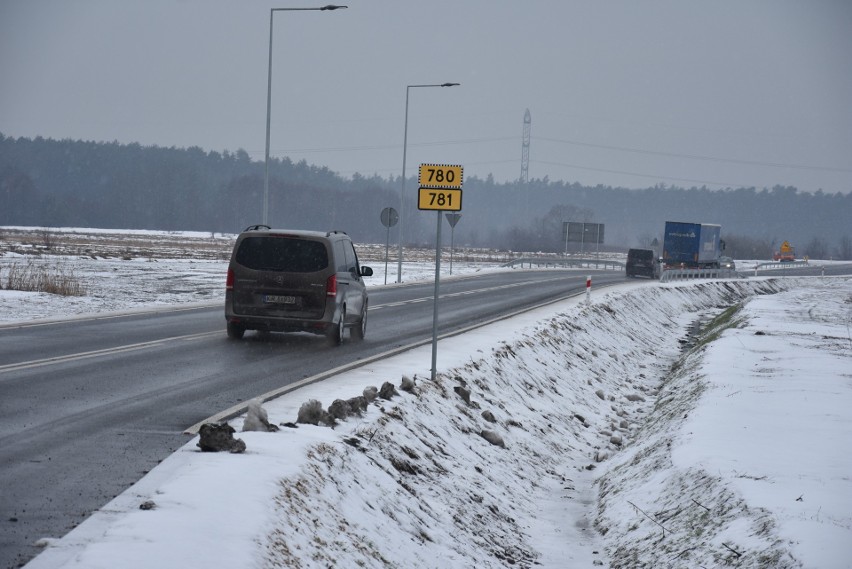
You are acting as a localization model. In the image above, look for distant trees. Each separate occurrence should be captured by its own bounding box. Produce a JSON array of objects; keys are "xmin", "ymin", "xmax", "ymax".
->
[
  {"xmin": 803, "ymin": 237, "xmax": 830, "ymax": 260},
  {"xmin": 722, "ymin": 234, "xmax": 775, "ymax": 260},
  {"xmin": 1, "ymin": 132, "xmax": 850, "ymax": 256},
  {"xmin": 837, "ymin": 236, "xmax": 852, "ymax": 261},
  {"xmin": 0, "ymin": 166, "xmax": 40, "ymax": 225}
]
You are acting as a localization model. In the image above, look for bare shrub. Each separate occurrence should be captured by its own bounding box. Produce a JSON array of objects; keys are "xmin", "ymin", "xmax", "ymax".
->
[
  {"xmin": 1, "ymin": 260, "xmax": 85, "ymax": 296},
  {"xmin": 40, "ymin": 227, "xmax": 55, "ymax": 250}
]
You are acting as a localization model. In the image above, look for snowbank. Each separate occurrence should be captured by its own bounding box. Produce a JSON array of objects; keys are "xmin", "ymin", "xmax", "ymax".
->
[
  {"xmin": 597, "ymin": 279, "xmax": 852, "ymax": 568},
  {"xmin": 27, "ymin": 277, "xmax": 852, "ymax": 569}
]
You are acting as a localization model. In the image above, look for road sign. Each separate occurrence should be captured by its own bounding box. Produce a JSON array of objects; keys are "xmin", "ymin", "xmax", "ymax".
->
[
  {"xmin": 418, "ymin": 188, "xmax": 462, "ymax": 211},
  {"xmin": 380, "ymin": 207, "xmax": 399, "ymax": 228},
  {"xmin": 563, "ymin": 222, "xmax": 605, "ymax": 244},
  {"xmin": 418, "ymin": 164, "xmax": 463, "ymax": 189},
  {"xmin": 445, "ymin": 212, "xmax": 462, "ymax": 227}
]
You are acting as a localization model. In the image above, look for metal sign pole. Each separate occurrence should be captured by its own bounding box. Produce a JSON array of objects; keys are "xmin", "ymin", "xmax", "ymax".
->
[
  {"xmin": 431, "ymin": 210, "xmax": 442, "ymax": 381},
  {"xmin": 384, "ymin": 223, "xmax": 390, "ymax": 285},
  {"xmin": 596, "ymin": 224, "xmax": 601, "ymax": 261},
  {"xmin": 380, "ymin": 207, "xmax": 399, "ymax": 285},
  {"xmin": 416, "ymin": 163, "xmax": 463, "ymax": 381},
  {"xmin": 449, "ymin": 223, "xmax": 455, "ymax": 275}
]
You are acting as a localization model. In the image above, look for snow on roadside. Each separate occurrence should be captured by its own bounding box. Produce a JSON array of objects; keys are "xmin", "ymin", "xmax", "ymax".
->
[
  {"xmin": 597, "ymin": 279, "xmax": 852, "ymax": 568},
  {"xmin": 27, "ymin": 276, "xmax": 852, "ymax": 569}
]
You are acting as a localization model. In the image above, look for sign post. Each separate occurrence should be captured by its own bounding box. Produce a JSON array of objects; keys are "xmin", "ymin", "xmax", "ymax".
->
[
  {"xmin": 445, "ymin": 213, "xmax": 462, "ymax": 275},
  {"xmin": 380, "ymin": 207, "xmax": 399, "ymax": 285},
  {"xmin": 418, "ymin": 164, "xmax": 463, "ymax": 380}
]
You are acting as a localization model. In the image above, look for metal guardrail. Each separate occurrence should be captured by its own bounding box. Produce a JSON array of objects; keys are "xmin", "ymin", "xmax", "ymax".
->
[
  {"xmin": 502, "ymin": 257, "xmax": 625, "ymax": 270},
  {"xmin": 502, "ymin": 257, "xmax": 814, "ymax": 280},
  {"xmin": 660, "ymin": 268, "xmax": 741, "ymax": 282},
  {"xmin": 753, "ymin": 260, "xmax": 809, "ymax": 272}
]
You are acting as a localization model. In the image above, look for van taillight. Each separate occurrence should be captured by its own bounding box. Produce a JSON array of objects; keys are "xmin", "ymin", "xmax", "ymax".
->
[
  {"xmin": 326, "ymin": 274, "xmax": 337, "ymax": 297},
  {"xmin": 226, "ymin": 268, "xmax": 235, "ymax": 290}
]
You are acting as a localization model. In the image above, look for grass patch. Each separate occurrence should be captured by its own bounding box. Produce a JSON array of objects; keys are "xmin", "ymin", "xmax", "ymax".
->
[
  {"xmin": 694, "ymin": 304, "xmax": 742, "ymax": 348},
  {"xmin": 1, "ymin": 260, "xmax": 86, "ymax": 296}
]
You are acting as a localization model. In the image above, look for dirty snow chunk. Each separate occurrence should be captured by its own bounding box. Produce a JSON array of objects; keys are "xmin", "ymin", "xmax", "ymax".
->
[
  {"xmin": 346, "ymin": 395, "xmax": 368, "ymax": 415},
  {"xmin": 196, "ymin": 423, "xmax": 246, "ymax": 453},
  {"xmin": 327, "ymin": 399, "xmax": 351, "ymax": 421},
  {"xmin": 363, "ymin": 385, "xmax": 378, "ymax": 402},
  {"xmin": 296, "ymin": 399, "xmax": 324, "ymax": 425},
  {"xmin": 400, "ymin": 375, "xmax": 416, "ymax": 392},
  {"xmin": 480, "ymin": 430, "xmax": 506, "ymax": 448},
  {"xmin": 378, "ymin": 381, "xmax": 398, "ymax": 400},
  {"xmin": 625, "ymin": 393, "xmax": 645, "ymax": 402},
  {"xmin": 454, "ymin": 385, "xmax": 472, "ymax": 405},
  {"xmin": 481, "ymin": 410, "xmax": 497, "ymax": 423},
  {"xmin": 595, "ymin": 389, "xmax": 606, "ymax": 400},
  {"xmin": 242, "ymin": 398, "xmax": 279, "ymax": 432}
]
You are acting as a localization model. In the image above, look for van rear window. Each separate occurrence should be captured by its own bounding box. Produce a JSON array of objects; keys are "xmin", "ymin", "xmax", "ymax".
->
[
  {"xmin": 235, "ymin": 237, "xmax": 329, "ymax": 272},
  {"xmin": 628, "ymin": 249, "xmax": 654, "ymax": 262}
]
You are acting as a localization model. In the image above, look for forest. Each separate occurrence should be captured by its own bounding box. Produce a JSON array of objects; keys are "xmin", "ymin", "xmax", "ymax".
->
[{"xmin": 1, "ymin": 133, "xmax": 850, "ymax": 260}]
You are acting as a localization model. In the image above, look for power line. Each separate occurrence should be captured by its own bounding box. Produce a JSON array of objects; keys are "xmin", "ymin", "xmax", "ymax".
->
[
  {"xmin": 535, "ymin": 136, "xmax": 852, "ymax": 174},
  {"xmin": 532, "ymin": 159, "xmax": 751, "ymax": 188},
  {"xmin": 261, "ymin": 133, "xmax": 850, "ymax": 175}
]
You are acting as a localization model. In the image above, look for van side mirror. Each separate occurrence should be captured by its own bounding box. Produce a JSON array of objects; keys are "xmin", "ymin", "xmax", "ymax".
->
[{"xmin": 360, "ymin": 266, "xmax": 373, "ymax": 277}]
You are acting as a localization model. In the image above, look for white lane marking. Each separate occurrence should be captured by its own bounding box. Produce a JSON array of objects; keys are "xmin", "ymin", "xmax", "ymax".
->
[
  {"xmin": 0, "ymin": 331, "xmax": 220, "ymax": 375},
  {"xmin": 2, "ymin": 276, "xmax": 572, "ymax": 374},
  {"xmin": 370, "ymin": 276, "xmax": 565, "ymax": 309}
]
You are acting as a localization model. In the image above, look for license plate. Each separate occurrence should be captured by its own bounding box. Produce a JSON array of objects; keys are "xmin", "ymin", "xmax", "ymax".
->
[{"xmin": 263, "ymin": 294, "xmax": 297, "ymax": 305}]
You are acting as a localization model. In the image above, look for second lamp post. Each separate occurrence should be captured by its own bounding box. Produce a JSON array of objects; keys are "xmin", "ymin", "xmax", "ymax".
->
[{"xmin": 396, "ymin": 82, "xmax": 460, "ymax": 283}]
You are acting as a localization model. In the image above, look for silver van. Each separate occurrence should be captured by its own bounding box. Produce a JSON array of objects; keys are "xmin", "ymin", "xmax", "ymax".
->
[{"xmin": 225, "ymin": 226, "xmax": 373, "ymax": 344}]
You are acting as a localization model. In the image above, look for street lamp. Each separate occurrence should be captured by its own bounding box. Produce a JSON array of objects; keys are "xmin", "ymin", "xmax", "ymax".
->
[
  {"xmin": 396, "ymin": 82, "xmax": 460, "ymax": 283},
  {"xmin": 263, "ymin": 5, "xmax": 347, "ymax": 227}
]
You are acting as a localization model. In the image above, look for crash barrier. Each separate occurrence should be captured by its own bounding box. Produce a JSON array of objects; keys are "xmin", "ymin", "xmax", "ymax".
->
[
  {"xmin": 660, "ymin": 268, "xmax": 741, "ymax": 283},
  {"xmin": 753, "ymin": 260, "xmax": 809, "ymax": 274},
  {"xmin": 502, "ymin": 257, "xmax": 625, "ymax": 271}
]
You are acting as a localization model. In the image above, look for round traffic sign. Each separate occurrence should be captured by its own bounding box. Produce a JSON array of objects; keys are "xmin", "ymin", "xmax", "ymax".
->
[{"xmin": 380, "ymin": 207, "xmax": 399, "ymax": 228}]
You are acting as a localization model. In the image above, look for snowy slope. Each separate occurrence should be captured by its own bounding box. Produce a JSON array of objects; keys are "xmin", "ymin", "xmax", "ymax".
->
[{"xmin": 20, "ymin": 276, "xmax": 852, "ymax": 569}]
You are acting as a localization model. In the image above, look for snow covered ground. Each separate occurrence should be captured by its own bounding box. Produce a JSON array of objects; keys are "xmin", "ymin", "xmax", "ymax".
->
[{"xmin": 2, "ymin": 228, "xmax": 851, "ymax": 568}]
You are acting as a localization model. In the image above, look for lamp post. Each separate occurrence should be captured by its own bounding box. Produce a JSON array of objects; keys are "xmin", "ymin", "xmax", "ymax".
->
[
  {"xmin": 396, "ymin": 82, "xmax": 460, "ymax": 283},
  {"xmin": 263, "ymin": 5, "xmax": 347, "ymax": 227}
]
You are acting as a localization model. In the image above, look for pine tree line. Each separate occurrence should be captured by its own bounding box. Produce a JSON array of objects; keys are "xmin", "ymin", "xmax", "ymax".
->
[{"xmin": 2, "ymin": 133, "xmax": 850, "ymax": 258}]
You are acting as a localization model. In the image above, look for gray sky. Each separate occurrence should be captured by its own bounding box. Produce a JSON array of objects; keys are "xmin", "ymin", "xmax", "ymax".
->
[{"xmin": 2, "ymin": 0, "xmax": 851, "ymax": 193}]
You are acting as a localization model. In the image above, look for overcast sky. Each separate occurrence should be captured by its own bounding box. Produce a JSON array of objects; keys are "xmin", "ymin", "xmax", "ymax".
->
[{"xmin": 2, "ymin": 0, "xmax": 851, "ymax": 193}]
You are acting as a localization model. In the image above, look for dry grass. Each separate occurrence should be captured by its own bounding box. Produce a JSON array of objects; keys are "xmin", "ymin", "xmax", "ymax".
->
[{"xmin": 1, "ymin": 260, "xmax": 86, "ymax": 296}]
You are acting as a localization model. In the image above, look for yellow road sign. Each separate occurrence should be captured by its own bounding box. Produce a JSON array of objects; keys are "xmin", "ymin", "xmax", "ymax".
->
[
  {"xmin": 418, "ymin": 164, "xmax": 463, "ymax": 189},
  {"xmin": 418, "ymin": 187, "xmax": 462, "ymax": 211}
]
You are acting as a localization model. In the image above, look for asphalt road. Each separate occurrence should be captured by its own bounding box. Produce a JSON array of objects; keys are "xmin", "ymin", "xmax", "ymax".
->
[{"xmin": 0, "ymin": 268, "xmax": 624, "ymax": 569}]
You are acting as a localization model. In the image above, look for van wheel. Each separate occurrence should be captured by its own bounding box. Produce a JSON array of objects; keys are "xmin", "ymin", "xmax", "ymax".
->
[
  {"xmin": 326, "ymin": 310, "xmax": 344, "ymax": 346},
  {"xmin": 352, "ymin": 304, "xmax": 367, "ymax": 342},
  {"xmin": 227, "ymin": 322, "xmax": 245, "ymax": 340}
]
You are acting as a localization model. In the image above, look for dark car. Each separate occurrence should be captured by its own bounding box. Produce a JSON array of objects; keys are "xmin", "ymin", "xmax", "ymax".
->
[
  {"xmin": 225, "ymin": 225, "xmax": 373, "ymax": 344},
  {"xmin": 626, "ymin": 248, "xmax": 660, "ymax": 279}
]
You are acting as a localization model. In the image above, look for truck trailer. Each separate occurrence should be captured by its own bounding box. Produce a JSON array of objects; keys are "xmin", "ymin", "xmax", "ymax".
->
[{"xmin": 662, "ymin": 221, "xmax": 723, "ymax": 269}]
